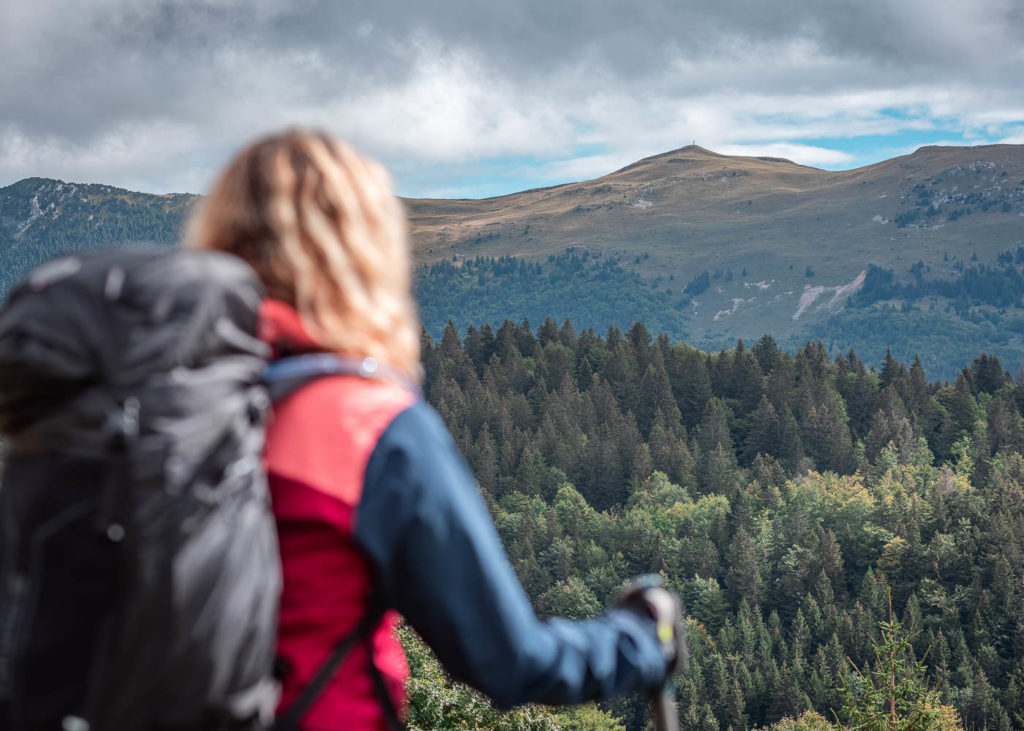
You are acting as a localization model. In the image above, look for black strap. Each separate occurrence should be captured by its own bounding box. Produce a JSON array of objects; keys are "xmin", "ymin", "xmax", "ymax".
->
[
  {"xmin": 367, "ymin": 652, "xmax": 405, "ymax": 731},
  {"xmin": 270, "ymin": 603, "xmax": 389, "ymax": 731},
  {"xmin": 80, "ymin": 399, "xmax": 140, "ymax": 726}
]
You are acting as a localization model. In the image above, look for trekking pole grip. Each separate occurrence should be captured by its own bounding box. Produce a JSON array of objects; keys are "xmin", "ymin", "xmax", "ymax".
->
[{"xmin": 614, "ymin": 575, "xmax": 687, "ymax": 731}]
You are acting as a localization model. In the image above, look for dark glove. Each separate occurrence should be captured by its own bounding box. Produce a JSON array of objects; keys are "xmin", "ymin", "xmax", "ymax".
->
[{"xmin": 616, "ymin": 575, "xmax": 689, "ymax": 675}]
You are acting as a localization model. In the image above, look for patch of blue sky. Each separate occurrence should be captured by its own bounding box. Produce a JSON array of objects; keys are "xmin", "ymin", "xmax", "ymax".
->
[
  {"xmin": 734, "ymin": 105, "xmax": 1012, "ymax": 168},
  {"xmin": 785, "ymin": 107, "xmax": 1024, "ymax": 168},
  {"xmin": 875, "ymin": 107, "xmax": 932, "ymax": 122},
  {"xmin": 802, "ymin": 129, "xmax": 973, "ymax": 169},
  {"xmin": 808, "ymin": 122, "xmax": 1024, "ymax": 170},
  {"xmin": 393, "ymin": 144, "xmax": 610, "ymax": 200},
  {"xmin": 394, "ymin": 156, "xmax": 564, "ymax": 200}
]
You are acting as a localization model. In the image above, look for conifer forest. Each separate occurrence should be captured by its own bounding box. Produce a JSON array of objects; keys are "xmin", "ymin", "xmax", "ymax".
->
[{"xmin": 408, "ymin": 318, "xmax": 1024, "ymax": 730}]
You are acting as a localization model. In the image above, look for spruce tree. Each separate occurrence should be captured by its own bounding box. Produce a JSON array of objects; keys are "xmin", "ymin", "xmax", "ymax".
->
[{"xmin": 839, "ymin": 591, "xmax": 963, "ymax": 730}]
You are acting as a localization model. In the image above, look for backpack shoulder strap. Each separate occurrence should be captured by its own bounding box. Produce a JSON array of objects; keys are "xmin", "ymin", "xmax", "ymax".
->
[
  {"xmin": 270, "ymin": 599, "xmax": 403, "ymax": 731},
  {"xmin": 262, "ymin": 353, "xmax": 418, "ymax": 404}
]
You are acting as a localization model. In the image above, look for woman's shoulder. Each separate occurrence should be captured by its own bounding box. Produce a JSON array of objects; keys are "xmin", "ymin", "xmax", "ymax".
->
[
  {"xmin": 265, "ymin": 376, "xmax": 419, "ymax": 502},
  {"xmin": 274, "ymin": 375, "xmax": 417, "ymax": 427}
]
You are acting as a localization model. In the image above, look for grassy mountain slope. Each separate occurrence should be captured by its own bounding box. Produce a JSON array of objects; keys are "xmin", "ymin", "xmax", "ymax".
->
[{"xmin": 408, "ymin": 145, "xmax": 1024, "ymax": 283}]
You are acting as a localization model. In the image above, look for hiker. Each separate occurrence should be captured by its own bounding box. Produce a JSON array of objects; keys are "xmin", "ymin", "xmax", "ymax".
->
[{"xmin": 186, "ymin": 129, "xmax": 687, "ymax": 730}]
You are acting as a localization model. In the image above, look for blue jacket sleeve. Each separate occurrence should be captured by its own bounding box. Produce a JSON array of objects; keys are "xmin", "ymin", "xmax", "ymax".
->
[{"xmin": 355, "ymin": 401, "xmax": 668, "ymax": 708}]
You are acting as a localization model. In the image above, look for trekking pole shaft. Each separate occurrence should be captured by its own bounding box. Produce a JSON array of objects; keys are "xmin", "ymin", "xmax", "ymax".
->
[{"xmin": 650, "ymin": 685, "xmax": 680, "ymax": 731}]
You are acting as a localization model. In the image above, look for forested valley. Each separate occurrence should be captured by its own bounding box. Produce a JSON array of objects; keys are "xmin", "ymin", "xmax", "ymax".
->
[{"xmin": 406, "ymin": 317, "xmax": 1024, "ymax": 730}]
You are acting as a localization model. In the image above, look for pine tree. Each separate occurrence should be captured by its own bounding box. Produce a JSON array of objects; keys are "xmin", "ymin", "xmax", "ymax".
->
[
  {"xmin": 667, "ymin": 345, "xmax": 713, "ymax": 429},
  {"xmin": 879, "ymin": 349, "xmax": 908, "ymax": 392},
  {"xmin": 864, "ymin": 386, "xmax": 919, "ymax": 464},
  {"xmin": 473, "ymin": 428, "xmax": 498, "ymax": 495},
  {"xmin": 601, "ymin": 341, "xmax": 641, "ymax": 408},
  {"xmin": 733, "ymin": 344, "xmax": 766, "ymax": 416},
  {"xmin": 648, "ymin": 413, "xmax": 697, "ymax": 491},
  {"xmin": 558, "ymin": 318, "xmax": 577, "ymax": 348},
  {"xmin": 839, "ymin": 590, "xmax": 964, "ymax": 730},
  {"xmin": 626, "ymin": 321, "xmax": 652, "ymax": 373},
  {"xmin": 845, "ymin": 364, "xmax": 880, "ymax": 441},
  {"xmin": 971, "ymin": 352, "xmax": 1007, "ymax": 395},
  {"xmin": 743, "ymin": 395, "xmax": 782, "ymax": 466},
  {"xmin": 753, "ymin": 334, "xmax": 784, "ymax": 374},
  {"xmin": 439, "ymin": 320, "xmax": 462, "ymax": 361},
  {"xmin": 726, "ymin": 526, "xmax": 766, "ymax": 608},
  {"xmin": 637, "ymin": 359, "xmax": 680, "ymax": 436},
  {"xmin": 986, "ymin": 393, "xmax": 1023, "ymax": 455},
  {"xmin": 515, "ymin": 317, "xmax": 536, "ymax": 357},
  {"xmin": 537, "ymin": 316, "xmax": 560, "ymax": 346},
  {"xmin": 463, "ymin": 324, "xmax": 493, "ymax": 374}
]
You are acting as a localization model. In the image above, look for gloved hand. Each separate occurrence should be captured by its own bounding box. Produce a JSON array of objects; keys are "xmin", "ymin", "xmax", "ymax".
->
[{"xmin": 616, "ymin": 575, "xmax": 689, "ymax": 675}]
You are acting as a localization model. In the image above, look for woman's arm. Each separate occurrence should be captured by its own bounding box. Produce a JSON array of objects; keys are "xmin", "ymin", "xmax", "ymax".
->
[{"xmin": 355, "ymin": 402, "xmax": 668, "ymax": 709}]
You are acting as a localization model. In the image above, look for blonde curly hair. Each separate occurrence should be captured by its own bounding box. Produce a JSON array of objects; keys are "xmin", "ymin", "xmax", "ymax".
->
[{"xmin": 186, "ymin": 129, "xmax": 420, "ymax": 380}]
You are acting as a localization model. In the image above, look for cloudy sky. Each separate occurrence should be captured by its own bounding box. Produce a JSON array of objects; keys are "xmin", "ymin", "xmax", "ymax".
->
[{"xmin": 2, "ymin": 0, "xmax": 1023, "ymax": 198}]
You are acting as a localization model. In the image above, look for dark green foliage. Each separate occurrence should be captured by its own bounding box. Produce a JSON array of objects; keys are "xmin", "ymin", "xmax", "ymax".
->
[
  {"xmin": 818, "ymin": 256, "xmax": 1024, "ymax": 380},
  {"xmin": 684, "ymin": 270, "xmax": 711, "ymax": 296},
  {"xmin": 418, "ymin": 320, "xmax": 1024, "ymax": 729},
  {"xmin": 850, "ymin": 261, "xmax": 1024, "ymax": 311},
  {"xmin": 414, "ymin": 249, "xmax": 692, "ymax": 344},
  {"xmin": 797, "ymin": 307, "xmax": 1024, "ymax": 383}
]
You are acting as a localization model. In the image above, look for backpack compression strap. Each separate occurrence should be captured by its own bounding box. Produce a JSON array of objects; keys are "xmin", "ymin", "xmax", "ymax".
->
[{"xmin": 262, "ymin": 353, "xmax": 419, "ymax": 403}]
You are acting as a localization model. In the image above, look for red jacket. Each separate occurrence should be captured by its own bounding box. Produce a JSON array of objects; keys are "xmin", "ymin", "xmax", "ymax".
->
[{"xmin": 262, "ymin": 301, "xmax": 414, "ymax": 730}]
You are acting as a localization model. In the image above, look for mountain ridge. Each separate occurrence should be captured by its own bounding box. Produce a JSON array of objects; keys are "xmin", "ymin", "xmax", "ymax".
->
[
  {"xmin": 404, "ymin": 143, "xmax": 1024, "ymax": 329},
  {"xmin": 4, "ymin": 143, "xmax": 1024, "ymax": 378}
]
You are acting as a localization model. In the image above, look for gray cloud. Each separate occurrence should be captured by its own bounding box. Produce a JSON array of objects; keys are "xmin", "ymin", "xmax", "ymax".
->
[{"xmin": 1, "ymin": 1, "xmax": 1023, "ymax": 195}]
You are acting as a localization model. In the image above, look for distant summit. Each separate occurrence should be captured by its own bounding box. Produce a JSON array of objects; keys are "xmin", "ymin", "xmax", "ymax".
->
[{"xmin": 612, "ymin": 145, "xmax": 801, "ymax": 176}]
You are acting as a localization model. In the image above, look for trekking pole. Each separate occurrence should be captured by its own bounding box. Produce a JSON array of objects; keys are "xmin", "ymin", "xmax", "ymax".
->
[
  {"xmin": 650, "ymin": 678, "xmax": 680, "ymax": 731},
  {"xmin": 616, "ymin": 576, "xmax": 685, "ymax": 731}
]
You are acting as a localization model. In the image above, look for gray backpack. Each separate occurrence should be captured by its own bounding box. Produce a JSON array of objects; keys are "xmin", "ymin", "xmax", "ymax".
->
[{"xmin": 0, "ymin": 248, "xmax": 281, "ymax": 731}]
